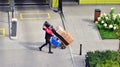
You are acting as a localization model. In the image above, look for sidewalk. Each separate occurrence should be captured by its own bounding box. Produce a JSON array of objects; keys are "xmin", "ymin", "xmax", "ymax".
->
[
  {"xmin": 0, "ymin": 6, "xmax": 73, "ymax": 67},
  {"xmin": 63, "ymin": 4, "xmax": 119, "ymax": 67},
  {"xmin": 0, "ymin": 5, "xmax": 119, "ymax": 67}
]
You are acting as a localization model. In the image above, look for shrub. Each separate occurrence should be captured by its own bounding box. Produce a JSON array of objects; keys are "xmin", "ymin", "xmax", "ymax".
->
[
  {"xmin": 85, "ymin": 50, "xmax": 120, "ymax": 67},
  {"xmin": 96, "ymin": 7, "xmax": 120, "ymax": 31}
]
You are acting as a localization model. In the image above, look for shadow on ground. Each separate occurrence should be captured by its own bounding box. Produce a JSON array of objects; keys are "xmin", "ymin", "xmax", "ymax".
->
[
  {"xmin": 19, "ymin": 42, "xmax": 44, "ymax": 51},
  {"xmin": 82, "ymin": 18, "xmax": 98, "ymax": 31}
]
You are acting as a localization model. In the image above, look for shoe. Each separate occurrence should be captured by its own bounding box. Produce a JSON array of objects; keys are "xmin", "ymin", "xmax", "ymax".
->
[
  {"xmin": 48, "ymin": 51, "xmax": 53, "ymax": 54},
  {"xmin": 39, "ymin": 47, "xmax": 42, "ymax": 51}
]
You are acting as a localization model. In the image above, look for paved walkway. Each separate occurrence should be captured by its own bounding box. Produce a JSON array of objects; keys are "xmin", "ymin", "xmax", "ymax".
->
[
  {"xmin": 0, "ymin": 4, "xmax": 119, "ymax": 67},
  {"xmin": 63, "ymin": 4, "xmax": 119, "ymax": 67}
]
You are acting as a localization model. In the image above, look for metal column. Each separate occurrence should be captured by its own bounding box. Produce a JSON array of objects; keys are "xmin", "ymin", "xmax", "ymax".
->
[
  {"xmin": 58, "ymin": 0, "xmax": 63, "ymax": 12},
  {"xmin": 10, "ymin": 0, "xmax": 15, "ymax": 18}
]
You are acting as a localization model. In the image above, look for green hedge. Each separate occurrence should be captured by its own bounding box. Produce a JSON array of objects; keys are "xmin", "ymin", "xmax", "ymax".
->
[{"xmin": 86, "ymin": 50, "xmax": 120, "ymax": 67}]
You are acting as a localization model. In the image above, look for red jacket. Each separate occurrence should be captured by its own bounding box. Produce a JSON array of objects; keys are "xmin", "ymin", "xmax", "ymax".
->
[{"xmin": 43, "ymin": 27, "xmax": 53, "ymax": 35}]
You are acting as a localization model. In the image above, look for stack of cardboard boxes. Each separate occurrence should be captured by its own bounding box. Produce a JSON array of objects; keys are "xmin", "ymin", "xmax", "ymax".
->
[{"xmin": 56, "ymin": 26, "xmax": 74, "ymax": 46}]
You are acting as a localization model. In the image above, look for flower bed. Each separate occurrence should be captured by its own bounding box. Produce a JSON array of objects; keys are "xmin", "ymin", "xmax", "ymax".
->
[
  {"xmin": 85, "ymin": 50, "xmax": 120, "ymax": 67},
  {"xmin": 99, "ymin": 29, "xmax": 117, "ymax": 39},
  {"xmin": 96, "ymin": 7, "xmax": 120, "ymax": 39}
]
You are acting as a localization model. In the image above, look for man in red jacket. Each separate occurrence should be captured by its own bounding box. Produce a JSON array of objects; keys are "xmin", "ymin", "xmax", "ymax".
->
[{"xmin": 39, "ymin": 21, "xmax": 53, "ymax": 54}]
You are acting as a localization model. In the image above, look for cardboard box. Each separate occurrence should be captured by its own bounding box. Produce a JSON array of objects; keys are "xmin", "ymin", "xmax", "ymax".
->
[{"xmin": 56, "ymin": 26, "xmax": 74, "ymax": 46}]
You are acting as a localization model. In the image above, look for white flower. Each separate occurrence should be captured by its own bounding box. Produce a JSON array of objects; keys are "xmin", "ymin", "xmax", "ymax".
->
[
  {"xmin": 100, "ymin": 14, "xmax": 103, "ymax": 17},
  {"xmin": 109, "ymin": 25, "xmax": 113, "ymax": 28},
  {"xmin": 98, "ymin": 17, "xmax": 101, "ymax": 21},
  {"xmin": 118, "ymin": 14, "xmax": 120, "ymax": 17},
  {"xmin": 103, "ymin": 23, "xmax": 107, "ymax": 27},
  {"xmin": 101, "ymin": 21, "xmax": 104, "ymax": 24},
  {"xmin": 111, "ymin": 7, "xmax": 115, "ymax": 10},
  {"xmin": 95, "ymin": 21, "xmax": 98, "ymax": 24},
  {"xmin": 103, "ymin": 13, "xmax": 107, "ymax": 16},
  {"xmin": 105, "ymin": 17, "xmax": 108, "ymax": 20},
  {"xmin": 113, "ymin": 26, "xmax": 117, "ymax": 30},
  {"xmin": 113, "ymin": 14, "xmax": 116, "ymax": 20}
]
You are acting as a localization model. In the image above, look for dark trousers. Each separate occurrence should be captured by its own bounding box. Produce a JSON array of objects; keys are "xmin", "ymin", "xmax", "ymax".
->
[{"xmin": 40, "ymin": 38, "xmax": 52, "ymax": 52}]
